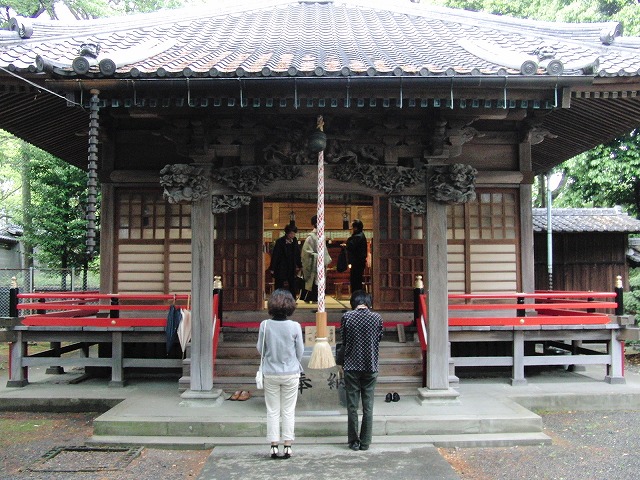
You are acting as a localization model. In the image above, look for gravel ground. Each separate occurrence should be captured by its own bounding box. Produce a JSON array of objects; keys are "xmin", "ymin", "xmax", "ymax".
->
[
  {"xmin": 0, "ymin": 412, "xmax": 209, "ymax": 480},
  {"xmin": 441, "ymin": 410, "xmax": 640, "ymax": 480}
]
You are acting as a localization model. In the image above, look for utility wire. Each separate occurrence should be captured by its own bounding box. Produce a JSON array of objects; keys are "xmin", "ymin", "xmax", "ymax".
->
[{"xmin": 0, "ymin": 65, "xmax": 83, "ymax": 107}]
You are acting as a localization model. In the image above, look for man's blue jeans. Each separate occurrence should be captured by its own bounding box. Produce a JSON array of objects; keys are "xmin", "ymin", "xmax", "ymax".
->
[{"xmin": 344, "ymin": 370, "xmax": 378, "ymax": 447}]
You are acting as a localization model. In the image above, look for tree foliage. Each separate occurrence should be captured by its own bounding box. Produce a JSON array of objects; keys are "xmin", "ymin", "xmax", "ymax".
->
[
  {"xmin": 550, "ymin": 130, "xmax": 640, "ymax": 215},
  {"xmin": 432, "ymin": 0, "xmax": 640, "ymax": 34},
  {"xmin": 1, "ymin": 0, "xmax": 197, "ymax": 21},
  {"xmin": 20, "ymin": 142, "xmax": 99, "ymax": 270},
  {"xmin": 0, "ymin": 132, "xmax": 22, "ymax": 222}
]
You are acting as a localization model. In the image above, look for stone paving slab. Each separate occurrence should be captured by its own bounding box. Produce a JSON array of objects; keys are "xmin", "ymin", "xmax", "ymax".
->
[{"xmin": 196, "ymin": 444, "xmax": 461, "ymax": 480}]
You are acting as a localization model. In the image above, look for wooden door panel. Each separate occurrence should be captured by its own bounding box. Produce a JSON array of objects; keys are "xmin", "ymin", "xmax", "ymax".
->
[
  {"xmin": 375, "ymin": 198, "xmax": 424, "ymax": 311},
  {"xmin": 214, "ymin": 200, "xmax": 263, "ymax": 310}
]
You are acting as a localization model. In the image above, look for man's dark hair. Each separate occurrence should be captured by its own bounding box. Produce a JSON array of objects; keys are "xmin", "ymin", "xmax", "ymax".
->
[
  {"xmin": 350, "ymin": 289, "xmax": 372, "ymax": 309},
  {"xmin": 311, "ymin": 215, "xmax": 317, "ymax": 227},
  {"xmin": 268, "ymin": 288, "xmax": 297, "ymax": 318},
  {"xmin": 284, "ymin": 224, "xmax": 298, "ymax": 234},
  {"xmin": 352, "ymin": 219, "xmax": 363, "ymax": 232}
]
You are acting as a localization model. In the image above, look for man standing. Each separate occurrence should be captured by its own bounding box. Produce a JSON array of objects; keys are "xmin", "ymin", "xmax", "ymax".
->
[
  {"xmin": 341, "ymin": 290, "xmax": 383, "ymax": 451},
  {"xmin": 269, "ymin": 224, "xmax": 302, "ymax": 299},
  {"xmin": 346, "ymin": 219, "xmax": 367, "ymax": 294}
]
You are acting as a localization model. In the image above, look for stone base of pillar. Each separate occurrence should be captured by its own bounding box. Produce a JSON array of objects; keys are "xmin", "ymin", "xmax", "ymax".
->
[
  {"xmin": 510, "ymin": 378, "xmax": 527, "ymax": 386},
  {"xmin": 179, "ymin": 388, "xmax": 225, "ymax": 407},
  {"xmin": 448, "ymin": 359, "xmax": 459, "ymax": 385},
  {"xmin": 416, "ymin": 387, "xmax": 460, "ymax": 405},
  {"xmin": 45, "ymin": 366, "xmax": 64, "ymax": 375},
  {"xmin": 605, "ymin": 375, "xmax": 626, "ymax": 385}
]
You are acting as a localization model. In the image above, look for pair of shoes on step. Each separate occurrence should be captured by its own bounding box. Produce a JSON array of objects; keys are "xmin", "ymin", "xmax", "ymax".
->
[
  {"xmin": 230, "ymin": 390, "xmax": 251, "ymax": 401},
  {"xmin": 385, "ymin": 392, "xmax": 400, "ymax": 403},
  {"xmin": 270, "ymin": 445, "xmax": 292, "ymax": 459},
  {"xmin": 348, "ymin": 440, "xmax": 369, "ymax": 451}
]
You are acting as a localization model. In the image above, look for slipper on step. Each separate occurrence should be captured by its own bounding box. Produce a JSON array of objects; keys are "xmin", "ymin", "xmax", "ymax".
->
[
  {"xmin": 238, "ymin": 390, "xmax": 251, "ymax": 401},
  {"xmin": 230, "ymin": 390, "xmax": 242, "ymax": 401}
]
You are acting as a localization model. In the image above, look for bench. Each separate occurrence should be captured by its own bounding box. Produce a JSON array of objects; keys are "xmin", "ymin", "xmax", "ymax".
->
[
  {"xmin": 449, "ymin": 323, "xmax": 624, "ymax": 386},
  {"xmin": 7, "ymin": 325, "xmax": 182, "ymax": 387},
  {"xmin": 7, "ymin": 293, "xmax": 196, "ymax": 387}
]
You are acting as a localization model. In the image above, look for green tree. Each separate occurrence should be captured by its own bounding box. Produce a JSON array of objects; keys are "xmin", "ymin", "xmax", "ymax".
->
[
  {"xmin": 19, "ymin": 141, "xmax": 99, "ymax": 284},
  {"xmin": 550, "ymin": 130, "xmax": 640, "ymax": 215},
  {"xmin": 0, "ymin": 131, "xmax": 22, "ymax": 223},
  {"xmin": 432, "ymin": 0, "xmax": 640, "ymax": 33},
  {"xmin": 1, "ymin": 0, "xmax": 197, "ymax": 21}
]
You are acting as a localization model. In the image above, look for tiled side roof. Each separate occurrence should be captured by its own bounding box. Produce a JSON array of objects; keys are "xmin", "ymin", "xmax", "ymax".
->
[
  {"xmin": 532, "ymin": 207, "xmax": 640, "ymax": 233},
  {"xmin": 1, "ymin": 0, "xmax": 639, "ymax": 79}
]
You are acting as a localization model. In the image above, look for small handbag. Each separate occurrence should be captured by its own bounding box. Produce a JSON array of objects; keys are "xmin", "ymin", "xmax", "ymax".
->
[{"xmin": 256, "ymin": 321, "xmax": 267, "ymax": 389}]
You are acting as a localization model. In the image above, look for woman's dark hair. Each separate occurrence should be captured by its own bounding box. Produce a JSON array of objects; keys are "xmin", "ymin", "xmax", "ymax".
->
[
  {"xmin": 284, "ymin": 224, "xmax": 298, "ymax": 234},
  {"xmin": 311, "ymin": 215, "xmax": 317, "ymax": 227},
  {"xmin": 350, "ymin": 289, "xmax": 372, "ymax": 309},
  {"xmin": 268, "ymin": 288, "xmax": 297, "ymax": 318},
  {"xmin": 352, "ymin": 219, "xmax": 363, "ymax": 232}
]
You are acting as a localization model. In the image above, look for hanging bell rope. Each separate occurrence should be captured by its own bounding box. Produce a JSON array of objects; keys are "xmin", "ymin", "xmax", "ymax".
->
[{"xmin": 308, "ymin": 115, "xmax": 336, "ymax": 370}]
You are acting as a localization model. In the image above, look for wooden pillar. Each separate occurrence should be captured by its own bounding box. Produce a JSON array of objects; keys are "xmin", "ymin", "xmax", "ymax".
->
[
  {"xmin": 189, "ymin": 191, "xmax": 214, "ymax": 392},
  {"xmin": 99, "ymin": 183, "xmax": 115, "ymax": 294},
  {"xmin": 425, "ymin": 182, "xmax": 449, "ymax": 390},
  {"xmin": 519, "ymin": 142, "xmax": 535, "ymax": 294}
]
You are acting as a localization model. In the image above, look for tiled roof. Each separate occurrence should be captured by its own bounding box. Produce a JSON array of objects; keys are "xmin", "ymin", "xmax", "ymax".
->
[
  {"xmin": 532, "ymin": 207, "xmax": 640, "ymax": 233},
  {"xmin": 1, "ymin": 0, "xmax": 639, "ymax": 79}
]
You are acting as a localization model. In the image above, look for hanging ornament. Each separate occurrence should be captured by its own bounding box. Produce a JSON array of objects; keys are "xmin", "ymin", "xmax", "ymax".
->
[{"xmin": 342, "ymin": 205, "xmax": 350, "ymax": 230}]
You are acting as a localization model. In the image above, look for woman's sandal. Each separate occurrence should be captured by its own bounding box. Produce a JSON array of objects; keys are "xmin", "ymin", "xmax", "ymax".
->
[
  {"xmin": 270, "ymin": 445, "xmax": 279, "ymax": 459},
  {"xmin": 283, "ymin": 445, "xmax": 292, "ymax": 459}
]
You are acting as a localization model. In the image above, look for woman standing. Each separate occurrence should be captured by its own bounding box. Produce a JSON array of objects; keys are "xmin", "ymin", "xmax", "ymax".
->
[{"xmin": 257, "ymin": 289, "xmax": 304, "ymax": 459}]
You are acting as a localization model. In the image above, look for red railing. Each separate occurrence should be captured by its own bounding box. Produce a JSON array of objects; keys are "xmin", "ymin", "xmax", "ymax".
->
[
  {"xmin": 17, "ymin": 292, "xmax": 193, "ymax": 327},
  {"xmin": 414, "ymin": 290, "xmax": 619, "ymax": 386},
  {"xmin": 447, "ymin": 291, "xmax": 617, "ymax": 326},
  {"xmin": 415, "ymin": 291, "xmax": 617, "ymax": 336}
]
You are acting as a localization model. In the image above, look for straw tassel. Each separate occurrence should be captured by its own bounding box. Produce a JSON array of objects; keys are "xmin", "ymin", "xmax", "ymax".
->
[{"xmin": 308, "ymin": 311, "xmax": 335, "ymax": 369}]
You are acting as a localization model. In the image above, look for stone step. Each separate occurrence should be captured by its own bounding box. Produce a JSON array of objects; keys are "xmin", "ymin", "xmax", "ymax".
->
[
  {"xmin": 214, "ymin": 341, "xmax": 421, "ymax": 359},
  {"xmin": 89, "ymin": 432, "xmax": 551, "ymax": 449},
  {"xmin": 211, "ymin": 357, "xmax": 422, "ymax": 377},
  {"xmin": 179, "ymin": 375, "xmax": 424, "ymax": 395},
  {"xmin": 92, "ymin": 411, "xmax": 545, "ymax": 441}
]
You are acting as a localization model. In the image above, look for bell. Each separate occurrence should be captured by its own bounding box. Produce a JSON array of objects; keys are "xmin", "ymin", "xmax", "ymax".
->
[{"xmin": 309, "ymin": 130, "xmax": 327, "ymax": 153}]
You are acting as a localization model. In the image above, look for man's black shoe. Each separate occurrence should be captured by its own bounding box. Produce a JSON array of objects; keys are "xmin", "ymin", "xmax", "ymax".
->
[
  {"xmin": 392, "ymin": 392, "xmax": 400, "ymax": 402},
  {"xmin": 348, "ymin": 441, "xmax": 360, "ymax": 451},
  {"xmin": 359, "ymin": 444, "xmax": 369, "ymax": 451},
  {"xmin": 385, "ymin": 393, "xmax": 392, "ymax": 402}
]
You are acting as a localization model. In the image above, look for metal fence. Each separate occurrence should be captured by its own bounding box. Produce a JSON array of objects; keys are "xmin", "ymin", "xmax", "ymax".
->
[{"xmin": 0, "ymin": 268, "xmax": 100, "ymax": 317}]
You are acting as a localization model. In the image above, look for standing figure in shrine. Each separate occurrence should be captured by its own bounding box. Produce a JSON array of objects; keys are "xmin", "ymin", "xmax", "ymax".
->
[
  {"xmin": 346, "ymin": 219, "xmax": 367, "ymax": 294},
  {"xmin": 269, "ymin": 224, "xmax": 302, "ymax": 299},
  {"xmin": 301, "ymin": 215, "xmax": 331, "ymax": 303}
]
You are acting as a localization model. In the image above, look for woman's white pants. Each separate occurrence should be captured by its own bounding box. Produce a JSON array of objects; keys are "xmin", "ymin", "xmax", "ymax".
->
[{"xmin": 264, "ymin": 374, "xmax": 299, "ymax": 443}]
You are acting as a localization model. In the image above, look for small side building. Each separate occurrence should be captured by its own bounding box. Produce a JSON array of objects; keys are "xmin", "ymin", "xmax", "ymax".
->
[
  {"xmin": 533, "ymin": 207, "xmax": 640, "ymax": 292},
  {"xmin": 0, "ymin": 225, "xmax": 22, "ymax": 270}
]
